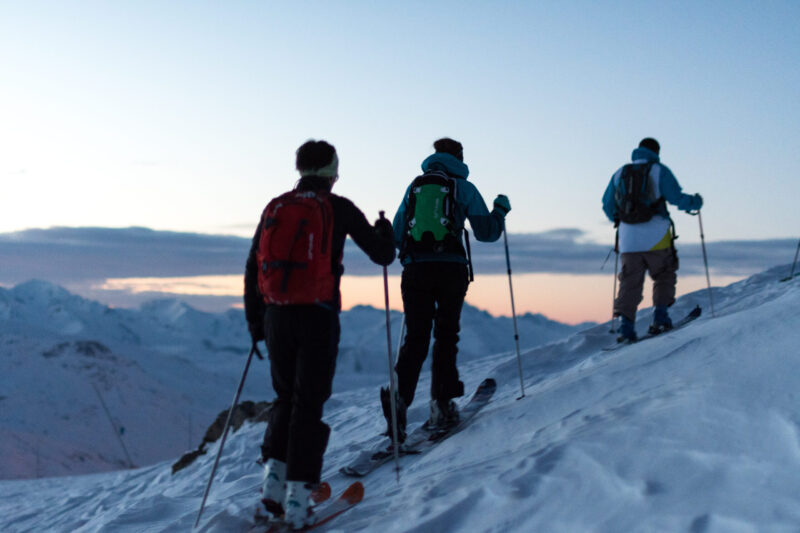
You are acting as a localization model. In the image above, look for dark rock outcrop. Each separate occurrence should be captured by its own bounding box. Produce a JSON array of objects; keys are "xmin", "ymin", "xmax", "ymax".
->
[{"xmin": 171, "ymin": 400, "xmax": 271, "ymax": 474}]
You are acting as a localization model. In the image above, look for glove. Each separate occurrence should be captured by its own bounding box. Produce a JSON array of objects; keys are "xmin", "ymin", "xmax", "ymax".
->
[
  {"xmin": 493, "ymin": 194, "xmax": 511, "ymax": 216},
  {"xmin": 248, "ymin": 321, "xmax": 265, "ymax": 343},
  {"xmin": 693, "ymin": 193, "xmax": 703, "ymax": 211},
  {"xmin": 374, "ymin": 217, "xmax": 393, "ymax": 241}
]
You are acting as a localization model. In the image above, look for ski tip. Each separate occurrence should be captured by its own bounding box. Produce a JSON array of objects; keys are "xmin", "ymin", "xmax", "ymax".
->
[
  {"xmin": 339, "ymin": 467, "xmax": 361, "ymax": 478},
  {"xmin": 342, "ymin": 481, "xmax": 365, "ymax": 504},
  {"xmin": 479, "ymin": 378, "xmax": 497, "ymax": 391}
]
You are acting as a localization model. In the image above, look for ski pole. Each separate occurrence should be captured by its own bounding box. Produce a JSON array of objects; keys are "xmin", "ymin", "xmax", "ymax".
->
[
  {"xmin": 194, "ymin": 342, "xmax": 262, "ymax": 530},
  {"xmin": 697, "ymin": 210, "xmax": 715, "ymax": 317},
  {"xmin": 396, "ymin": 315, "xmax": 406, "ymax": 367},
  {"xmin": 610, "ymin": 227, "xmax": 619, "ymax": 334},
  {"xmin": 783, "ymin": 239, "xmax": 800, "ymax": 281},
  {"xmin": 379, "ymin": 211, "xmax": 402, "ymax": 481},
  {"xmin": 503, "ymin": 222, "xmax": 525, "ymax": 400}
]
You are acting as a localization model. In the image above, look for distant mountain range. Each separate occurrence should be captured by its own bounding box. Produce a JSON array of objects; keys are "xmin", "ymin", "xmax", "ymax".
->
[{"xmin": 0, "ymin": 280, "xmax": 593, "ymax": 480}]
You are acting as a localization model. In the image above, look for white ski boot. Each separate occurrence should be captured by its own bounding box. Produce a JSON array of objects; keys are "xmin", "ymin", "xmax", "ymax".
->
[
  {"xmin": 260, "ymin": 458, "xmax": 287, "ymax": 517},
  {"xmin": 427, "ymin": 397, "xmax": 459, "ymax": 429},
  {"xmin": 284, "ymin": 481, "xmax": 315, "ymax": 530}
]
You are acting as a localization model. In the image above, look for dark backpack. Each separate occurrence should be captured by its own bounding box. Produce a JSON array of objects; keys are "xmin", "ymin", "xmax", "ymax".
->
[
  {"xmin": 614, "ymin": 162, "xmax": 664, "ymax": 224},
  {"xmin": 256, "ymin": 190, "xmax": 339, "ymax": 306},
  {"xmin": 400, "ymin": 171, "xmax": 464, "ymax": 259}
]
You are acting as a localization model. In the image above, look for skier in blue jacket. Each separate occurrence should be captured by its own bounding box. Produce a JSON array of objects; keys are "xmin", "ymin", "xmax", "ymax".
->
[
  {"xmin": 381, "ymin": 138, "xmax": 510, "ymax": 440},
  {"xmin": 602, "ymin": 138, "xmax": 703, "ymax": 342}
]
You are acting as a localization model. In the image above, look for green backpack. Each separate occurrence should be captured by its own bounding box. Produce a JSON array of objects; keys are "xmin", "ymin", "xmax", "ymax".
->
[{"xmin": 400, "ymin": 171, "xmax": 464, "ymax": 260}]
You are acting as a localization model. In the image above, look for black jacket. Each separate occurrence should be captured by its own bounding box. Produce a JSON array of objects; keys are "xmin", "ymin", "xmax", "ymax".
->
[{"xmin": 244, "ymin": 176, "xmax": 395, "ymax": 339}]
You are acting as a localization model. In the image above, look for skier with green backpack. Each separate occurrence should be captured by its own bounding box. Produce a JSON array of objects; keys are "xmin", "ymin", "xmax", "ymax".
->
[{"xmin": 381, "ymin": 137, "xmax": 510, "ymax": 441}]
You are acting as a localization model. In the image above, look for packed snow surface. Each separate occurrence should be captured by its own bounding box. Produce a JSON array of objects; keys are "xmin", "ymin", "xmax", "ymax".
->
[{"xmin": 2, "ymin": 265, "xmax": 800, "ymax": 532}]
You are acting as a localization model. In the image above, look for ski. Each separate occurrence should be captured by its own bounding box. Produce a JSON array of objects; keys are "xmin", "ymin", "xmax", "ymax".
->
[
  {"xmin": 248, "ymin": 482, "xmax": 363, "ymax": 532},
  {"xmin": 313, "ymin": 482, "xmax": 331, "ymax": 504},
  {"xmin": 300, "ymin": 481, "xmax": 363, "ymax": 531},
  {"xmin": 340, "ymin": 377, "xmax": 497, "ymax": 478},
  {"xmin": 602, "ymin": 305, "xmax": 702, "ymax": 352}
]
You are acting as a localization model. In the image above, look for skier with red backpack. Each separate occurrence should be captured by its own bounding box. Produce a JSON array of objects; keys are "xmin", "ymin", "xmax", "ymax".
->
[
  {"xmin": 602, "ymin": 138, "xmax": 703, "ymax": 343},
  {"xmin": 381, "ymin": 137, "xmax": 510, "ymax": 441},
  {"xmin": 244, "ymin": 139, "xmax": 395, "ymax": 529}
]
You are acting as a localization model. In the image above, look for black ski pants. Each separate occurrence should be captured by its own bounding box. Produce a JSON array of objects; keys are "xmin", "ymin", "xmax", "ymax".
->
[
  {"xmin": 395, "ymin": 262, "xmax": 469, "ymax": 407},
  {"xmin": 260, "ymin": 305, "xmax": 339, "ymax": 483}
]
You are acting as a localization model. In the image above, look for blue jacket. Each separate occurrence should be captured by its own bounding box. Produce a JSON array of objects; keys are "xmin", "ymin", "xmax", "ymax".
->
[
  {"xmin": 602, "ymin": 146, "xmax": 703, "ymax": 253},
  {"xmin": 393, "ymin": 153, "xmax": 504, "ymax": 265},
  {"xmin": 602, "ymin": 147, "xmax": 702, "ymax": 222}
]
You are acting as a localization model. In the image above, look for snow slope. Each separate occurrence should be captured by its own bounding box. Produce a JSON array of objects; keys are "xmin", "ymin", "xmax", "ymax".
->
[
  {"xmin": 0, "ymin": 281, "xmax": 586, "ymax": 480},
  {"xmin": 1, "ymin": 266, "xmax": 799, "ymax": 532}
]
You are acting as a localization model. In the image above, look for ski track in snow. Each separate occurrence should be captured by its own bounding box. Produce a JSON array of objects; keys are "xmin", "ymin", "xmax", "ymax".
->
[{"xmin": 2, "ymin": 265, "xmax": 800, "ymax": 532}]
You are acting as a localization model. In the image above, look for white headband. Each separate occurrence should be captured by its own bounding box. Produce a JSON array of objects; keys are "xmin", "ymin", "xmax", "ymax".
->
[{"xmin": 299, "ymin": 153, "xmax": 339, "ymax": 178}]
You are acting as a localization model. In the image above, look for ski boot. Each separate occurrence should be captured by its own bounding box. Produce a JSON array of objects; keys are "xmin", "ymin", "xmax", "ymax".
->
[
  {"xmin": 380, "ymin": 386, "xmax": 407, "ymax": 443},
  {"xmin": 648, "ymin": 305, "xmax": 673, "ymax": 336},
  {"xmin": 426, "ymin": 397, "xmax": 459, "ymax": 430},
  {"xmin": 259, "ymin": 458, "xmax": 286, "ymax": 517},
  {"xmin": 617, "ymin": 315, "xmax": 638, "ymax": 344},
  {"xmin": 284, "ymin": 481, "xmax": 315, "ymax": 530}
]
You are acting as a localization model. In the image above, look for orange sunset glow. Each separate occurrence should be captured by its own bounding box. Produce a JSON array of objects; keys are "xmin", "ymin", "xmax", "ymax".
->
[{"xmin": 97, "ymin": 273, "xmax": 744, "ymax": 325}]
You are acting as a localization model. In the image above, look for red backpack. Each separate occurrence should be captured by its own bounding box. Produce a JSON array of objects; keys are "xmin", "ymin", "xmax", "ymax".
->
[{"xmin": 256, "ymin": 190, "xmax": 339, "ymax": 306}]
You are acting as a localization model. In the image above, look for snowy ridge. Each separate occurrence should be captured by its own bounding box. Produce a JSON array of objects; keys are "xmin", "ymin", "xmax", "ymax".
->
[
  {"xmin": 1, "ymin": 265, "xmax": 799, "ymax": 532},
  {"xmin": 0, "ymin": 281, "xmax": 586, "ymax": 480}
]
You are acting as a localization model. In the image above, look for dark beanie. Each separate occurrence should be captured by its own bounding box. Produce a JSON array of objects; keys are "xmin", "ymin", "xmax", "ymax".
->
[
  {"xmin": 433, "ymin": 138, "xmax": 464, "ymax": 161},
  {"xmin": 639, "ymin": 138, "xmax": 660, "ymax": 155}
]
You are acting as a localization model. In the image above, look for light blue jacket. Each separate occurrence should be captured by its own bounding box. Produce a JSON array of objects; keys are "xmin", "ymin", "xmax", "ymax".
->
[
  {"xmin": 602, "ymin": 146, "xmax": 703, "ymax": 253},
  {"xmin": 602, "ymin": 147, "xmax": 702, "ymax": 222},
  {"xmin": 393, "ymin": 153, "xmax": 504, "ymax": 265}
]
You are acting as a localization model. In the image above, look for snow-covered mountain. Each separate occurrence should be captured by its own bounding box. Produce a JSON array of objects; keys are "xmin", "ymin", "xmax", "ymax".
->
[
  {"xmin": 0, "ymin": 280, "xmax": 588, "ymax": 480},
  {"xmin": 1, "ymin": 265, "xmax": 798, "ymax": 532}
]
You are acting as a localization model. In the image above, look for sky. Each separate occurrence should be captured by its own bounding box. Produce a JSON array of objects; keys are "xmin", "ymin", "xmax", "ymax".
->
[{"xmin": 1, "ymin": 1, "xmax": 799, "ymax": 322}]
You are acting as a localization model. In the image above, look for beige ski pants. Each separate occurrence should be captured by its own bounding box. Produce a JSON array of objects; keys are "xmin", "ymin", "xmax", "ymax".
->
[{"xmin": 614, "ymin": 248, "xmax": 679, "ymax": 322}]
